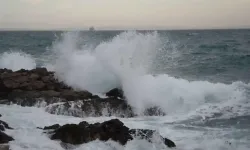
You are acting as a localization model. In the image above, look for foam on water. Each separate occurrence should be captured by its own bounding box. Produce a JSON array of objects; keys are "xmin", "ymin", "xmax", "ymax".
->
[
  {"xmin": 0, "ymin": 104, "xmax": 249, "ymax": 150},
  {"xmin": 49, "ymin": 31, "xmax": 250, "ymax": 119},
  {"xmin": 0, "ymin": 51, "xmax": 36, "ymax": 71}
]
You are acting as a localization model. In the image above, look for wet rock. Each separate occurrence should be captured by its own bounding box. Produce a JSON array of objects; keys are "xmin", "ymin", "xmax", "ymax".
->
[
  {"xmin": 0, "ymin": 68, "xmax": 166, "ymax": 117},
  {"xmin": 44, "ymin": 119, "xmax": 175, "ymax": 148},
  {"xmin": 31, "ymin": 68, "xmax": 49, "ymax": 76},
  {"xmin": 0, "ymin": 120, "xmax": 13, "ymax": 130},
  {"xmin": 44, "ymin": 98, "xmax": 134, "ymax": 118},
  {"xmin": 0, "ymin": 131, "xmax": 14, "ymax": 144},
  {"xmin": 0, "ymin": 115, "xmax": 1, "ymax": 117},
  {"xmin": 0, "ymin": 125, "xmax": 4, "ymax": 131},
  {"xmin": 44, "ymin": 124, "xmax": 60, "ymax": 130},
  {"xmin": 81, "ymin": 98, "xmax": 134, "ymax": 117},
  {"xmin": 47, "ymin": 119, "xmax": 132, "ymax": 145},
  {"xmin": 129, "ymin": 129, "xmax": 176, "ymax": 148},
  {"xmin": 106, "ymin": 88, "xmax": 124, "ymax": 98}
]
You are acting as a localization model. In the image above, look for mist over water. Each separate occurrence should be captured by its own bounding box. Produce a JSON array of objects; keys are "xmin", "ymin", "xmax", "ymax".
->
[
  {"xmin": 0, "ymin": 30, "xmax": 250, "ymax": 149},
  {"xmin": 0, "ymin": 51, "xmax": 36, "ymax": 71}
]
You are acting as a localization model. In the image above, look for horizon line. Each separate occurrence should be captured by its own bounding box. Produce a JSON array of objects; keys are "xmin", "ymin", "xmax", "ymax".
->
[{"xmin": 1, "ymin": 27, "xmax": 250, "ymax": 32}]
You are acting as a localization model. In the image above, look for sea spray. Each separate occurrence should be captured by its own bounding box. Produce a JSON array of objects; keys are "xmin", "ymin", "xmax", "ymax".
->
[
  {"xmin": 49, "ymin": 31, "xmax": 250, "ymax": 117},
  {"xmin": 52, "ymin": 31, "xmax": 160, "ymax": 93},
  {"xmin": 0, "ymin": 51, "xmax": 36, "ymax": 71}
]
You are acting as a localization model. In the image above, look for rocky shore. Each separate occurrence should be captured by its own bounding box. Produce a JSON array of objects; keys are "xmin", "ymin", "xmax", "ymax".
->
[
  {"xmin": 0, "ymin": 68, "xmax": 175, "ymax": 149},
  {"xmin": 0, "ymin": 68, "xmax": 165, "ymax": 117},
  {"xmin": 40, "ymin": 119, "xmax": 176, "ymax": 148}
]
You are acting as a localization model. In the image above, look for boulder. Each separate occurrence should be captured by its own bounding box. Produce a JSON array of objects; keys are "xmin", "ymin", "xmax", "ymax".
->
[
  {"xmin": 0, "ymin": 131, "xmax": 14, "ymax": 144},
  {"xmin": 43, "ymin": 119, "xmax": 176, "ymax": 148},
  {"xmin": 106, "ymin": 88, "xmax": 124, "ymax": 98}
]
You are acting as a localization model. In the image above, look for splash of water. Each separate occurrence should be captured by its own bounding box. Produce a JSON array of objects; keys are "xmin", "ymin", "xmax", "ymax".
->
[
  {"xmin": 52, "ymin": 31, "xmax": 160, "ymax": 93},
  {"xmin": 0, "ymin": 51, "xmax": 36, "ymax": 71},
  {"xmin": 50, "ymin": 31, "xmax": 250, "ymax": 117}
]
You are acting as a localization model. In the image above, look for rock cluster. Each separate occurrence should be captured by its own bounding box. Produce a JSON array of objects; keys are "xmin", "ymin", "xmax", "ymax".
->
[
  {"xmin": 42, "ymin": 119, "xmax": 176, "ymax": 148},
  {"xmin": 0, "ymin": 68, "xmax": 165, "ymax": 117},
  {"xmin": 0, "ymin": 119, "xmax": 14, "ymax": 144}
]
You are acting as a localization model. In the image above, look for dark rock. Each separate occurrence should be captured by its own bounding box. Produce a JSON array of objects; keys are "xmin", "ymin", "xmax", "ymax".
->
[
  {"xmin": 31, "ymin": 68, "xmax": 48, "ymax": 76},
  {"xmin": 0, "ymin": 68, "xmax": 166, "ymax": 118},
  {"xmin": 106, "ymin": 88, "xmax": 124, "ymax": 98},
  {"xmin": 80, "ymin": 98, "xmax": 134, "ymax": 117},
  {"xmin": 0, "ymin": 131, "xmax": 14, "ymax": 144},
  {"xmin": 44, "ymin": 124, "xmax": 60, "ymax": 130},
  {"xmin": 30, "ymin": 81, "xmax": 46, "ymax": 90},
  {"xmin": 44, "ymin": 119, "xmax": 176, "ymax": 148},
  {"xmin": 0, "ymin": 114, "xmax": 1, "ymax": 117},
  {"xmin": 49, "ymin": 119, "xmax": 132, "ymax": 145},
  {"xmin": 41, "ymin": 76, "xmax": 50, "ymax": 83},
  {"xmin": 129, "ymin": 129, "xmax": 176, "ymax": 148},
  {"xmin": 0, "ymin": 125, "xmax": 4, "ymax": 131},
  {"xmin": 0, "ymin": 120, "xmax": 13, "ymax": 130},
  {"xmin": 29, "ymin": 73, "xmax": 40, "ymax": 80}
]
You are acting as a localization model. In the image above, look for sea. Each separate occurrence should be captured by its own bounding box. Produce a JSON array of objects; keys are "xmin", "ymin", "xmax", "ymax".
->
[{"xmin": 0, "ymin": 30, "xmax": 250, "ymax": 150}]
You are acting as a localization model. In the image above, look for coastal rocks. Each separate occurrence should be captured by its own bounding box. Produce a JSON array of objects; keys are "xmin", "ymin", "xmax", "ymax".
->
[
  {"xmin": 0, "ymin": 119, "xmax": 14, "ymax": 146},
  {"xmin": 106, "ymin": 88, "xmax": 124, "ymax": 98},
  {"xmin": 45, "ymin": 98, "xmax": 134, "ymax": 118},
  {"xmin": 129, "ymin": 129, "xmax": 176, "ymax": 148},
  {"xmin": 0, "ymin": 120, "xmax": 13, "ymax": 131},
  {"xmin": 43, "ymin": 119, "xmax": 176, "ymax": 148},
  {"xmin": 0, "ymin": 68, "xmax": 167, "ymax": 117},
  {"xmin": 0, "ymin": 131, "xmax": 14, "ymax": 144},
  {"xmin": 0, "ymin": 68, "xmax": 93, "ymax": 102}
]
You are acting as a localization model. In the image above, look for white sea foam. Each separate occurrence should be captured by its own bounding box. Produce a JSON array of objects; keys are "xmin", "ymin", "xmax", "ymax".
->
[
  {"xmin": 0, "ymin": 104, "xmax": 249, "ymax": 150},
  {"xmin": 48, "ymin": 31, "xmax": 250, "ymax": 119},
  {"xmin": 0, "ymin": 51, "xmax": 36, "ymax": 71}
]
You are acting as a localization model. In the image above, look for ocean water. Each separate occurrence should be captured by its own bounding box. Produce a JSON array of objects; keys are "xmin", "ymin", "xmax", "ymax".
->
[{"xmin": 0, "ymin": 30, "xmax": 250, "ymax": 150}]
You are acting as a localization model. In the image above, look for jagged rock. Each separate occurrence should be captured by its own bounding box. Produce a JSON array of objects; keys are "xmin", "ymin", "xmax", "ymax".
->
[
  {"xmin": 106, "ymin": 88, "xmax": 124, "ymax": 98},
  {"xmin": 0, "ymin": 131, "xmax": 14, "ymax": 144},
  {"xmin": 0, "ymin": 68, "xmax": 166, "ymax": 117},
  {"xmin": 129, "ymin": 129, "xmax": 176, "ymax": 148},
  {"xmin": 43, "ymin": 119, "xmax": 176, "ymax": 148},
  {"xmin": 0, "ymin": 120, "xmax": 13, "ymax": 130},
  {"xmin": 43, "ymin": 124, "xmax": 60, "ymax": 130}
]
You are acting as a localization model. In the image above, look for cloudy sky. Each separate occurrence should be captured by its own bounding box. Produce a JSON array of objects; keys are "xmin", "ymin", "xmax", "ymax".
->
[{"xmin": 1, "ymin": 0, "xmax": 250, "ymax": 30}]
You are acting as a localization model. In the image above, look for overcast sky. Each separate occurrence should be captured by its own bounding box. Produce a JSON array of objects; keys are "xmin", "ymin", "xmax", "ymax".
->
[{"xmin": 1, "ymin": 0, "xmax": 250, "ymax": 30}]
